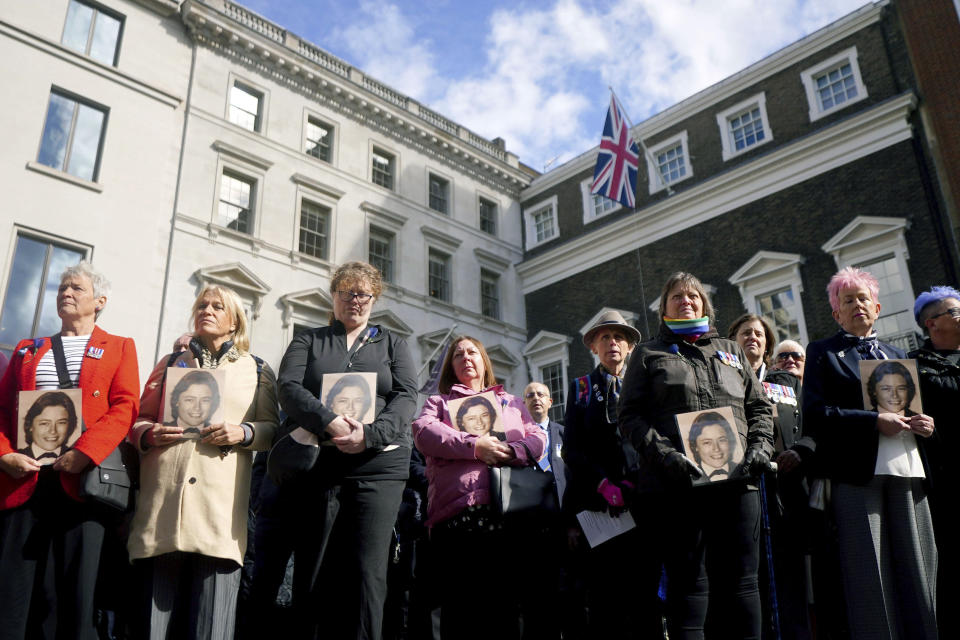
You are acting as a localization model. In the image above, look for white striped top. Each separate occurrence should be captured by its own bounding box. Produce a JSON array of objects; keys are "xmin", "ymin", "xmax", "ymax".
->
[{"xmin": 35, "ymin": 335, "xmax": 91, "ymax": 390}]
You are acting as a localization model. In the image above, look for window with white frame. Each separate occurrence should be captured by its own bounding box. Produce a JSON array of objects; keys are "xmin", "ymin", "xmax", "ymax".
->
[
  {"xmin": 368, "ymin": 226, "xmax": 395, "ymax": 283},
  {"xmin": 524, "ymin": 195, "xmax": 559, "ymax": 249},
  {"xmin": 579, "ymin": 178, "xmax": 620, "ymax": 223},
  {"xmin": 646, "ymin": 131, "xmax": 692, "ymax": 194},
  {"xmin": 857, "ymin": 255, "xmax": 915, "ymax": 339},
  {"xmin": 305, "ymin": 116, "xmax": 333, "ymax": 162},
  {"xmin": 428, "ymin": 173, "xmax": 449, "ymax": 214},
  {"xmin": 540, "ymin": 362, "xmax": 566, "ymax": 422},
  {"xmin": 716, "ymin": 93, "xmax": 772, "ymax": 161},
  {"xmin": 428, "ymin": 249, "xmax": 451, "ymax": 302},
  {"xmin": 37, "ymin": 89, "xmax": 108, "ymax": 183},
  {"xmin": 800, "ymin": 47, "xmax": 868, "ymax": 121},
  {"xmin": 729, "ymin": 251, "xmax": 808, "ymax": 345},
  {"xmin": 522, "ymin": 330, "xmax": 571, "ymax": 423},
  {"xmin": 757, "ymin": 287, "xmax": 802, "ymax": 343},
  {"xmin": 229, "ymin": 81, "xmax": 263, "ymax": 132},
  {"xmin": 61, "ymin": 0, "xmax": 123, "ymax": 66},
  {"xmin": 298, "ymin": 199, "xmax": 330, "ymax": 260},
  {"xmin": 0, "ymin": 232, "xmax": 89, "ymax": 358},
  {"xmin": 479, "ymin": 197, "xmax": 498, "ymax": 235},
  {"xmin": 821, "ymin": 216, "xmax": 917, "ymax": 350},
  {"xmin": 218, "ymin": 170, "xmax": 255, "ymax": 233},
  {"xmin": 480, "ymin": 269, "xmax": 500, "ymax": 320},
  {"xmin": 371, "ymin": 147, "xmax": 395, "ymax": 190}
]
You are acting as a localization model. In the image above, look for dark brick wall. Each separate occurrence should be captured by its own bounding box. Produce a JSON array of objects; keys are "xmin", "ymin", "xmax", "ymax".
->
[
  {"xmin": 522, "ymin": 8, "xmax": 921, "ymax": 261},
  {"xmin": 525, "ymin": 140, "xmax": 952, "ymax": 383}
]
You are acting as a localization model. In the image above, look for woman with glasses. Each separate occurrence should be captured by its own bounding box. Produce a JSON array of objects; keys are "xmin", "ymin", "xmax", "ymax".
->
[{"xmin": 277, "ymin": 261, "xmax": 417, "ymax": 640}]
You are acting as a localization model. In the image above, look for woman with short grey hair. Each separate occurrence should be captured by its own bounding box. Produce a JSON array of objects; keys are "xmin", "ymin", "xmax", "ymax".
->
[{"xmin": 0, "ymin": 260, "xmax": 140, "ymax": 640}]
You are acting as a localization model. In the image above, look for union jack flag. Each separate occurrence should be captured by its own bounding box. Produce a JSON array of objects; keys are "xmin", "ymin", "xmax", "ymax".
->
[{"xmin": 591, "ymin": 93, "xmax": 639, "ymax": 209}]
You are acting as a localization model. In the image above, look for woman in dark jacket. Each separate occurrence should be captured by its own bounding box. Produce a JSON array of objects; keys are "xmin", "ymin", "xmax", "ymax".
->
[
  {"xmin": 277, "ymin": 261, "xmax": 418, "ymax": 640},
  {"xmin": 619, "ymin": 271, "xmax": 775, "ymax": 640}
]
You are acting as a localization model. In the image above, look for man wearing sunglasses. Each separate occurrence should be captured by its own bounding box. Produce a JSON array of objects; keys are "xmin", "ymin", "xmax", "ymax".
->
[{"xmin": 909, "ymin": 285, "xmax": 960, "ymax": 639}]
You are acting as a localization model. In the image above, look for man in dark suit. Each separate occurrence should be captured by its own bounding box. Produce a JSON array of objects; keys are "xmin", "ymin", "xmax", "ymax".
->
[{"xmin": 521, "ymin": 381, "xmax": 569, "ymax": 640}]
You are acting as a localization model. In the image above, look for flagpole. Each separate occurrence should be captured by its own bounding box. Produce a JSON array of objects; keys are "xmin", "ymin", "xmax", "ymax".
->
[
  {"xmin": 417, "ymin": 323, "xmax": 458, "ymax": 376},
  {"xmin": 608, "ymin": 87, "xmax": 675, "ymax": 196}
]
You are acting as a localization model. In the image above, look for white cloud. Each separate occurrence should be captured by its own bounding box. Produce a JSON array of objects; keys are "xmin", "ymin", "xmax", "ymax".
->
[
  {"xmin": 327, "ymin": 1, "xmax": 438, "ymax": 100},
  {"xmin": 319, "ymin": 0, "xmax": 873, "ymax": 170}
]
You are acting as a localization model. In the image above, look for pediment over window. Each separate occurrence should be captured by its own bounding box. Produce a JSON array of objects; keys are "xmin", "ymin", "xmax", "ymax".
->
[
  {"xmin": 729, "ymin": 251, "xmax": 804, "ymax": 287},
  {"xmin": 370, "ymin": 308, "xmax": 414, "ymax": 337},
  {"xmin": 486, "ymin": 344, "xmax": 521, "ymax": 370},
  {"xmin": 522, "ymin": 330, "xmax": 572, "ymax": 359},
  {"xmin": 418, "ymin": 328, "xmax": 459, "ymax": 364},
  {"xmin": 821, "ymin": 216, "xmax": 910, "ymax": 268},
  {"xmin": 195, "ymin": 263, "xmax": 271, "ymax": 296},
  {"xmin": 194, "ymin": 263, "xmax": 270, "ymax": 318},
  {"xmin": 279, "ymin": 288, "xmax": 333, "ymax": 327}
]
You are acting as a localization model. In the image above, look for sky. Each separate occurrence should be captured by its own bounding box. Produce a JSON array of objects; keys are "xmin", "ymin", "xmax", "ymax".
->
[{"xmin": 239, "ymin": 0, "xmax": 871, "ymax": 172}]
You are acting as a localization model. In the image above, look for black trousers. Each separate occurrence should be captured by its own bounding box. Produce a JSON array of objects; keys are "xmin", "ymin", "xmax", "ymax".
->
[
  {"xmin": 293, "ymin": 476, "xmax": 407, "ymax": 640},
  {"xmin": 581, "ymin": 513, "xmax": 664, "ymax": 639},
  {"xmin": 429, "ymin": 511, "xmax": 522, "ymax": 640},
  {"xmin": 663, "ymin": 484, "xmax": 762, "ymax": 640},
  {"xmin": 0, "ymin": 471, "xmax": 105, "ymax": 640}
]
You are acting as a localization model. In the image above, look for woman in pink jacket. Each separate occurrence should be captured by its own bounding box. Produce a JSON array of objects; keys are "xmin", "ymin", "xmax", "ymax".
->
[{"xmin": 413, "ymin": 335, "xmax": 545, "ymax": 640}]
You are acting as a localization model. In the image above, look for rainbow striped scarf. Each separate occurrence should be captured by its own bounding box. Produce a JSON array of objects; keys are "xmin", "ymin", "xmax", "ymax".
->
[{"xmin": 663, "ymin": 316, "xmax": 710, "ymax": 337}]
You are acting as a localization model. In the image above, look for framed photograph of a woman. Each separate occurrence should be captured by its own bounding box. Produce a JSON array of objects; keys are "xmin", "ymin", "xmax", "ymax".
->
[
  {"xmin": 675, "ymin": 406, "xmax": 745, "ymax": 483},
  {"xmin": 446, "ymin": 391, "xmax": 503, "ymax": 436},
  {"xmin": 16, "ymin": 389, "xmax": 83, "ymax": 464},
  {"xmin": 859, "ymin": 359, "xmax": 923, "ymax": 416},
  {"xmin": 162, "ymin": 368, "xmax": 226, "ymax": 439},
  {"xmin": 321, "ymin": 372, "xmax": 377, "ymax": 424}
]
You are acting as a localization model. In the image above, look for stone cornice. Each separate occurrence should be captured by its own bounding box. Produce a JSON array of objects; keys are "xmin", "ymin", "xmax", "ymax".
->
[
  {"xmin": 180, "ymin": 0, "xmax": 533, "ymax": 196},
  {"xmin": 517, "ymin": 91, "xmax": 917, "ymax": 294}
]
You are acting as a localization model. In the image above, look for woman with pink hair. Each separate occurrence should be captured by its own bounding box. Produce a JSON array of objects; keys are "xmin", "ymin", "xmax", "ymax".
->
[{"xmin": 802, "ymin": 266, "xmax": 937, "ymax": 639}]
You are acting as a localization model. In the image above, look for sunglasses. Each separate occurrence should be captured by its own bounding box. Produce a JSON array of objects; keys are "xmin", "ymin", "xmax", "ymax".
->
[
  {"xmin": 929, "ymin": 307, "xmax": 960, "ymax": 320},
  {"xmin": 525, "ymin": 391, "xmax": 550, "ymax": 399},
  {"xmin": 775, "ymin": 352, "xmax": 805, "ymax": 362},
  {"xmin": 336, "ymin": 290, "xmax": 374, "ymax": 303}
]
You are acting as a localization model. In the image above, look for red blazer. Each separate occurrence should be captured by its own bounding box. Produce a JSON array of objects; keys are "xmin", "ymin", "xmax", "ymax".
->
[{"xmin": 0, "ymin": 326, "xmax": 140, "ymax": 509}]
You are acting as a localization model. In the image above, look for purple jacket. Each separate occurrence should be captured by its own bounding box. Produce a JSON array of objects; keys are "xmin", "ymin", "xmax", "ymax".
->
[{"xmin": 413, "ymin": 383, "xmax": 546, "ymax": 528}]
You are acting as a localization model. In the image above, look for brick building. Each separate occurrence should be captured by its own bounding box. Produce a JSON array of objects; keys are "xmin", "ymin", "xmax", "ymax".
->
[{"xmin": 517, "ymin": 1, "xmax": 959, "ymax": 420}]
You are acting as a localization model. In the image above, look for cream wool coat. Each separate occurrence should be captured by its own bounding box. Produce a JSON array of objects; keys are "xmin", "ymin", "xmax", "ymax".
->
[{"xmin": 127, "ymin": 351, "xmax": 278, "ymax": 566}]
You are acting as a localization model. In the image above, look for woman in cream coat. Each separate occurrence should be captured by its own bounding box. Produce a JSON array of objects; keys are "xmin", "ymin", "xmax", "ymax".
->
[{"xmin": 128, "ymin": 285, "xmax": 278, "ymax": 640}]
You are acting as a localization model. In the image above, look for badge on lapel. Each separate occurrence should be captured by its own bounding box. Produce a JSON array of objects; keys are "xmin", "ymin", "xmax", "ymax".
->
[{"xmin": 86, "ymin": 346, "xmax": 104, "ymax": 359}]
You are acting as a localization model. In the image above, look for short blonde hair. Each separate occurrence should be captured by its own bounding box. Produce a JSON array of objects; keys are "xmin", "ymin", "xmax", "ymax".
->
[{"xmin": 191, "ymin": 284, "xmax": 249, "ymax": 354}]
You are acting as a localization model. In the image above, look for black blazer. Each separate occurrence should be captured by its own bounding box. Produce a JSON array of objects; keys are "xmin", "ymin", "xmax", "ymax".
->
[{"xmin": 802, "ymin": 330, "xmax": 904, "ymax": 484}]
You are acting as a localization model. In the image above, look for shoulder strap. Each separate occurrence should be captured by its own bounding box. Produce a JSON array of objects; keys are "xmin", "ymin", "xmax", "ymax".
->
[
  {"xmin": 251, "ymin": 354, "xmax": 265, "ymax": 378},
  {"xmin": 50, "ymin": 334, "xmax": 74, "ymax": 389}
]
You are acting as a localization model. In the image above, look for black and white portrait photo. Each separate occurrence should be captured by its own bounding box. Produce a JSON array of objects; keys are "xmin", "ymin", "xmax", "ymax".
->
[
  {"xmin": 17, "ymin": 389, "xmax": 83, "ymax": 464},
  {"xmin": 676, "ymin": 406, "xmax": 745, "ymax": 484}
]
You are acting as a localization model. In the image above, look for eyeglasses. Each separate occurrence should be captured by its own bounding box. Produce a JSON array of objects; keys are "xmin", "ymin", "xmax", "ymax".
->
[
  {"xmin": 525, "ymin": 391, "xmax": 550, "ymax": 399},
  {"xmin": 929, "ymin": 307, "xmax": 960, "ymax": 320},
  {"xmin": 775, "ymin": 352, "xmax": 805, "ymax": 362},
  {"xmin": 336, "ymin": 290, "xmax": 374, "ymax": 304}
]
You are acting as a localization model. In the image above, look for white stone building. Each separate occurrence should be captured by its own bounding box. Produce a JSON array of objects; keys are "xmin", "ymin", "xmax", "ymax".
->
[{"xmin": 0, "ymin": 0, "xmax": 536, "ymax": 392}]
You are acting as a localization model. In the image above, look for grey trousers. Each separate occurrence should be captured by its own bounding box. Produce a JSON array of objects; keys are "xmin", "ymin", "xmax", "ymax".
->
[
  {"xmin": 145, "ymin": 551, "xmax": 241, "ymax": 640},
  {"xmin": 832, "ymin": 476, "xmax": 937, "ymax": 640}
]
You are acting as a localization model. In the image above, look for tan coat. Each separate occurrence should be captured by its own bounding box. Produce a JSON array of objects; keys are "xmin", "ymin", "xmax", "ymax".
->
[{"xmin": 127, "ymin": 351, "xmax": 278, "ymax": 566}]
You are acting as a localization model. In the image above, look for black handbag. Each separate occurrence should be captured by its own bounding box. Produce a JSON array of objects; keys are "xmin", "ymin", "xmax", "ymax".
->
[
  {"xmin": 50, "ymin": 334, "xmax": 137, "ymax": 512},
  {"xmin": 489, "ymin": 442, "xmax": 557, "ymax": 516}
]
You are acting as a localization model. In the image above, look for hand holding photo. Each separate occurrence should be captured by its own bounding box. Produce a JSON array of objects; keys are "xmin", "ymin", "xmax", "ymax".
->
[
  {"xmin": 859, "ymin": 359, "xmax": 923, "ymax": 417},
  {"xmin": 675, "ymin": 406, "xmax": 745, "ymax": 484},
  {"xmin": 446, "ymin": 390, "xmax": 503, "ymax": 436},
  {"xmin": 321, "ymin": 372, "xmax": 377, "ymax": 424},
  {"xmin": 17, "ymin": 389, "xmax": 83, "ymax": 465},
  {"xmin": 163, "ymin": 368, "xmax": 226, "ymax": 439}
]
